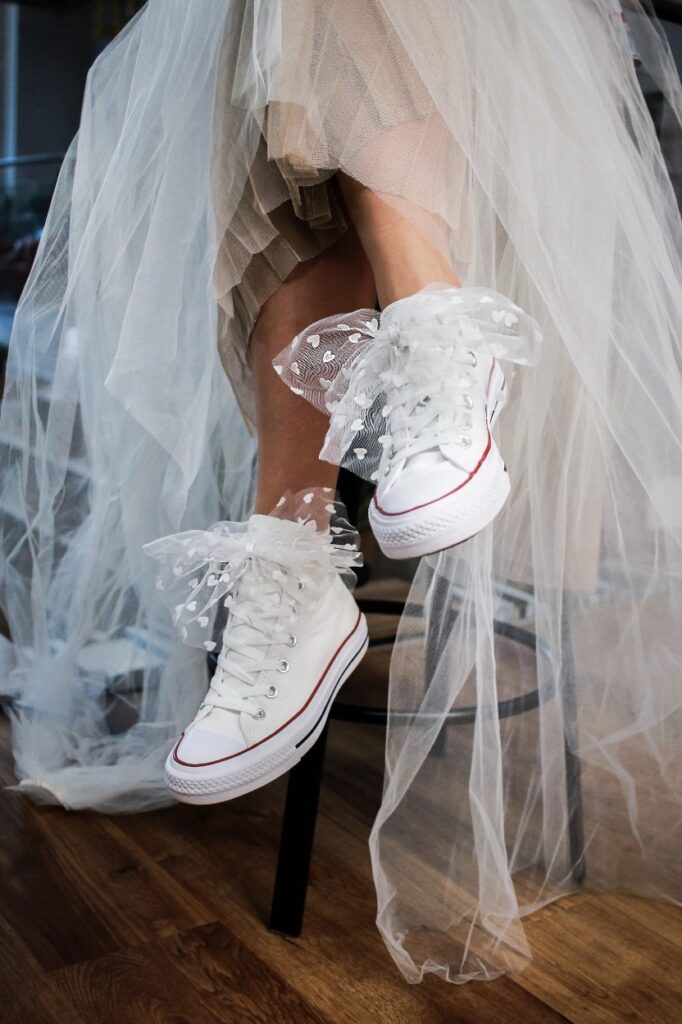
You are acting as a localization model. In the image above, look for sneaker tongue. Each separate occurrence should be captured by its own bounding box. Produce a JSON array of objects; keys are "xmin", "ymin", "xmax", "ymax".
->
[
  {"xmin": 197, "ymin": 703, "xmax": 246, "ymax": 741},
  {"xmin": 404, "ymin": 451, "xmax": 443, "ymax": 470}
]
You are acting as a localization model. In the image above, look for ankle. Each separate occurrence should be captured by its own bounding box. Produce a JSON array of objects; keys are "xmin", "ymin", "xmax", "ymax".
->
[{"xmin": 375, "ymin": 267, "xmax": 462, "ymax": 310}]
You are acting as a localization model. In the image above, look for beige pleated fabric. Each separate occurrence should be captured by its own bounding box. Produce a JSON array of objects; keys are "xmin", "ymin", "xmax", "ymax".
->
[{"xmin": 2, "ymin": 0, "xmax": 682, "ymax": 988}]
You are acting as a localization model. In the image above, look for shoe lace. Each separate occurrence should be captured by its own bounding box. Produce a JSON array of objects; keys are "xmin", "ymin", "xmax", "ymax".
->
[
  {"xmin": 202, "ymin": 560, "xmax": 305, "ymax": 719},
  {"xmin": 379, "ymin": 347, "xmax": 481, "ymax": 481}
]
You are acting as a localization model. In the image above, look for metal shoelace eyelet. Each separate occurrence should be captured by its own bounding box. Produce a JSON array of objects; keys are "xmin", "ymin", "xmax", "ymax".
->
[
  {"xmin": 266, "ymin": 684, "xmax": 279, "ymax": 699},
  {"xmin": 468, "ymin": 350, "xmax": 478, "ymax": 367},
  {"xmin": 279, "ymin": 659, "xmax": 290, "ymax": 673},
  {"xmin": 254, "ymin": 707, "xmax": 266, "ymax": 720},
  {"xmin": 285, "ymin": 634, "xmax": 297, "ymax": 648},
  {"xmin": 297, "ymin": 579, "xmax": 305, "ymax": 591},
  {"xmin": 460, "ymin": 435, "xmax": 473, "ymax": 447}
]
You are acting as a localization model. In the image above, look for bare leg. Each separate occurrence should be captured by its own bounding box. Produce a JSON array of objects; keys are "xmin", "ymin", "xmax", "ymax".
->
[
  {"xmin": 250, "ymin": 220, "xmax": 376, "ymax": 514},
  {"xmin": 337, "ymin": 171, "xmax": 461, "ymax": 309}
]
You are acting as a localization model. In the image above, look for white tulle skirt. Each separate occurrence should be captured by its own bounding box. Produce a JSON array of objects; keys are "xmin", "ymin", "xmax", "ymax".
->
[{"xmin": 2, "ymin": 0, "xmax": 682, "ymax": 986}]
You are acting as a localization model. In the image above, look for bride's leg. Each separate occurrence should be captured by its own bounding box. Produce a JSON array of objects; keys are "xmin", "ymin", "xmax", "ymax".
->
[
  {"xmin": 250, "ymin": 220, "xmax": 376, "ymax": 514},
  {"xmin": 337, "ymin": 171, "xmax": 461, "ymax": 308}
]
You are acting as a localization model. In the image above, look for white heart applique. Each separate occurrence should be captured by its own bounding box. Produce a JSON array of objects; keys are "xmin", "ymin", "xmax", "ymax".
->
[
  {"xmin": 291, "ymin": 361, "xmax": 301, "ymax": 375},
  {"xmin": 354, "ymin": 392, "xmax": 372, "ymax": 409},
  {"xmin": 292, "ymin": 387, "xmax": 304, "ymax": 395},
  {"xmin": 207, "ymin": 574, "xmax": 217, "ymax": 587},
  {"xmin": 155, "ymin": 579, "xmax": 164, "ymax": 590},
  {"xmin": 354, "ymin": 448, "xmax": 367, "ymax": 460},
  {"xmin": 303, "ymin": 492, "xmax": 314, "ymax": 503},
  {"xmin": 331, "ymin": 526, "xmax": 344, "ymax": 534},
  {"xmin": 204, "ymin": 640, "xmax": 216, "ymax": 651},
  {"xmin": 348, "ymin": 333, "xmax": 362, "ymax": 344},
  {"xmin": 173, "ymin": 566, "xmax": 183, "ymax": 577},
  {"xmin": 492, "ymin": 309, "xmax": 518, "ymax": 327},
  {"xmin": 273, "ymin": 364, "xmax": 283, "ymax": 375},
  {"xmin": 479, "ymin": 295, "xmax": 494, "ymax": 304},
  {"xmin": 350, "ymin": 418, "xmax": 364, "ymax": 431},
  {"xmin": 198, "ymin": 616, "xmax": 209, "ymax": 627},
  {"xmin": 307, "ymin": 334, "xmax": 320, "ymax": 348},
  {"xmin": 319, "ymin": 377, "xmax": 332, "ymax": 389},
  {"xmin": 187, "ymin": 601, "xmax": 197, "ymax": 611},
  {"xmin": 322, "ymin": 350, "xmax": 335, "ymax": 363},
  {"xmin": 325, "ymin": 503, "xmax": 335, "ymax": 513},
  {"xmin": 189, "ymin": 578, "xmax": 199, "ymax": 588}
]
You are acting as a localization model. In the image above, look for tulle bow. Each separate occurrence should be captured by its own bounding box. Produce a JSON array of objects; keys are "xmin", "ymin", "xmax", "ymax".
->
[
  {"xmin": 143, "ymin": 490, "xmax": 361, "ymax": 651},
  {"xmin": 274, "ymin": 284, "xmax": 543, "ymax": 481}
]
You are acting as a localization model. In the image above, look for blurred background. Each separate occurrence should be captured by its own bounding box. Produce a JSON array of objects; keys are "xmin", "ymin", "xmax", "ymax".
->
[
  {"xmin": 0, "ymin": 0, "xmax": 146, "ymax": 361},
  {"xmin": 0, "ymin": 0, "xmax": 681, "ymax": 367}
]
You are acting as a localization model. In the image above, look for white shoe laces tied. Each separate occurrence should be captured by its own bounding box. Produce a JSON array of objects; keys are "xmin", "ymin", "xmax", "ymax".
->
[
  {"xmin": 204, "ymin": 561, "xmax": 306, "ymax": 718},
  {"xmin": 377, "ymin": 332, "xmax": 481, "ymax": 480},
  {"xmin": 273, "ymin": 284, "xmax": 542, "ymax": 483}
]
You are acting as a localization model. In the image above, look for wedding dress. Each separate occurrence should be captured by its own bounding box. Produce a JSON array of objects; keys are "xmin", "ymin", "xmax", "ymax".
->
[{"xmin": 1, "ymin": 0, "xmax": 682, "ymax": 985}]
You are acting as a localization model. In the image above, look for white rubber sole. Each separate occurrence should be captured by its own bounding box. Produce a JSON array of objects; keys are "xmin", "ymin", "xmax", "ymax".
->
[
  {"xmin": 164, "ymin": 613, "xmax": 369, "ymax": 805},
  {"xmin": 369, "ymin": 366, "xmax": 510, "ymax": 560}
]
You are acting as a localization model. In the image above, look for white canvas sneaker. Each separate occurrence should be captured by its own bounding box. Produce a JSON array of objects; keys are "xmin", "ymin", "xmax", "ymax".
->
[
  {"xmin": 145, "ymin": 500, "xmax": 368, "ymax": 805},
  {"xmin": 274, "ymin": 284, "xmax": 542, "ymax": 562},
  {"xmin": 368, "ymin": 335, "xmax": 509, "ymax": 560}
]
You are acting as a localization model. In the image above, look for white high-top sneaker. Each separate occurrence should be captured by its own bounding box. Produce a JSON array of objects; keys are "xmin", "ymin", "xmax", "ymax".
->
[
  {"xmin": 155, "ymin": 509, "xmax": 368, "ymax": 804},
  {"xmin": 273, "ymin": 284, "xmax": 541, "ymax": 562},
  {"xmin": 368, "ymin": 301, "xmax": 509, "ymax": 559}
]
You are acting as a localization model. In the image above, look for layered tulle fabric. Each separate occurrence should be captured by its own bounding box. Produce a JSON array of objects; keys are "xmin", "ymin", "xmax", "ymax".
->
[{"xmin": 1, "ymin": 0, "xmax": 682, "ymax": 987}]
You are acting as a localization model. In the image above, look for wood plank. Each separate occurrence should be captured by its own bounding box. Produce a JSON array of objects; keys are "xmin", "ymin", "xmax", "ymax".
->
[
  {"xmin": 50, "ymin": 921, "xmax": 329, "ymax": 1024},
  {"xmin": 0, "ymin": 911, "xmax": 77, "ymax": 1024},
  {"xmin": 0, "ymin": 780, "xmax": 212, "ymax": 969},
  {"xmin": 519, "ymin": 891, "xmax": 682, "ymax": 1024},
  {"xmin": 50, "ymin": 921, "xmax": 332, "ymax": 1024}
]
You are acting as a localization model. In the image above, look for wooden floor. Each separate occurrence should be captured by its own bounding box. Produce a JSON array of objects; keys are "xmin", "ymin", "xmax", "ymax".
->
[{"xmin": 1, "ymin": 634, "xmax": 681, "ymax": 1023}]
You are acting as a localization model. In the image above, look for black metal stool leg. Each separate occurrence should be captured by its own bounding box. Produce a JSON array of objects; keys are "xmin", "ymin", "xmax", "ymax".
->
[
  {"xmin": 269, "ymin": 722, "xmax": 330, "ymax": 935},
  {"xmin": 560, "ymin": 595, "xmax": 587, "ymax": 884}
]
